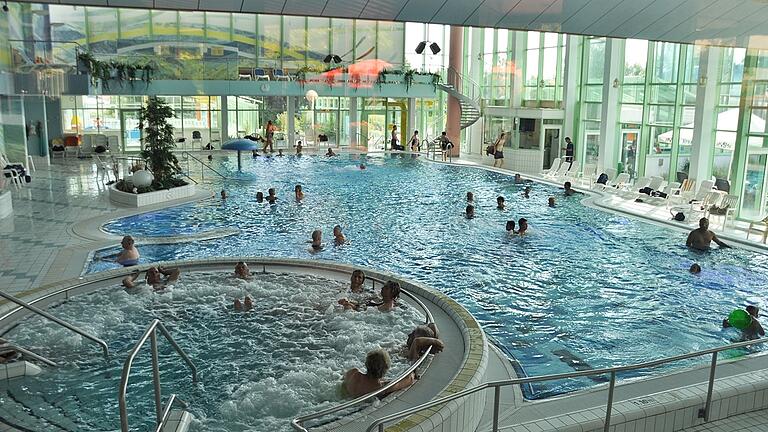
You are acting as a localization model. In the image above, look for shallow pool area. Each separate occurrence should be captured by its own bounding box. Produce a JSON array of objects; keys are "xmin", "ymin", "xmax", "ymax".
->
[
  {"xmin": 92, "ymin": 154, "xmax": 768, "ymax": 398},
  {"xmin": 2, "ymin": 269, "xmax": 424, "ymax": 431}
]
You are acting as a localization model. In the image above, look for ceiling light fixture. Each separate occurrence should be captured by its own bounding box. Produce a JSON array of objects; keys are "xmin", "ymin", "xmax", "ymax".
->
[
  {"xmin": 429, "ymin": 42, "xmax": 441, "ymax": 55},
  {"xmin": 415, "ymin": 41, "xmax": 427, "ymax": 54}
]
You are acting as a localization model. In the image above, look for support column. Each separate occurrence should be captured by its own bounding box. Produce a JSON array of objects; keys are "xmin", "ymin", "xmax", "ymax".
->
[
  {"xmin": 446, "ymin": 25, "xmax": 463, "ymax": 156},
  {"xmin": 220, "ymin": 96, "xmax": 229, "ymax": 140},
  {"xmin": 407, "ymin": 97, "xmax": 416, "ymax": 141},
  {"xmin": 465, "ymin": 27, "xmax": 485, "ymax": 154},
  {"xmin": 349, "ymin": 97, "xmax": 359, "ymax": 147},
  {"xmin": 597, "ymin": 38, "xmax": 622, "ymax": 172},
  {"xmin": 287, "ymin": 96, "xmax": 295, "ymax": 147},
  {"xmin": 688, "ymin": 46, "xmax": 721, "ymax": 184},
  {"xmin": 562, "ymin": 35, "xmax": 581, "ymax": 155}
]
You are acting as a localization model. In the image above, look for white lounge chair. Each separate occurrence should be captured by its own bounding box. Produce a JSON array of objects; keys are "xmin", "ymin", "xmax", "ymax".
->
[
  {"xmin": 541, "ymin": 157, "xmax": 561, "ymax": 177},
  {"xmin": 707, "ymin": 194, "xmax": 738, "ymax": 229},
  {"xmin": 579, "ymin": 164, "xmax": 597, "ymax": 187},
  {"xmin": 667, "ymin": 179, "xmax": 697, "ymax": 208},
  {"xmin": 562, "ymin": 160, "xmax": 580, "ymax": 181},
  {"xmin": 747, "ymin": 215, "xmax": 768, "ymax": 243},
  {"xmin": 647, "ymin": 181, "xmax": 680, "ymax": 206},
  {"xmin": 0, "ymin": 154, "xmax": 27, "ymax": 189},
  {"xmin": 546, "ymin": 161, "xmax": 569, "ymax": 179},
  {"xmin": 80, "ymin": 135, "xmax": 94, "ymax": 157},
  {"xmin": 605, "ymin": 173, "xmax": 631, "ymax": 194}
]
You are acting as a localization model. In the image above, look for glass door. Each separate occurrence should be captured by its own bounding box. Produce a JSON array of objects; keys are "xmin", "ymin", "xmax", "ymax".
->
[
  {"xmin": 120, "ymin": 110, "xmax": 142, "ymax": 153},
  {"xmin": 741, "ymin": 153, "xmax": 768, "ymax": 220},
  {"xmin": 543, "ymin": 127, "xmax": 560, "ymax": 169},
  {"xmin": 620, "ymin": 129, "xmax": 640, "ymax": 179},
  {"xmin": 362, "ymin": 113, "xmax": 386, "ymax": 150}
]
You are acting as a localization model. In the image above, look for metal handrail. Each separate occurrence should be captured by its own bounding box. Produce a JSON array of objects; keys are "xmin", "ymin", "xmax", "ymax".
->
[
  {"xmin": 154, "ymin": 394, "xmax": 188, "ymax": 432},
  {"xmin": 291, "ymin": 277, "xmax": 435, "ymax": 431},
  {"xmin": 366, "ymin": 337, "xmax": 768, "ymax": 432},
  {"xmin": 118, "ymin": 319, "xmax": 197, "ymax": 432},
  {"xmin": 0, "ymin": 290, "xmax": 109, "ymax": 359},
  {"xmin": 0, "ymin": 342, "xmax": 57, "ymax": 367},
  {"xmin": 182, "ymin": 151, "xmax": 228, "ymax": 180}
]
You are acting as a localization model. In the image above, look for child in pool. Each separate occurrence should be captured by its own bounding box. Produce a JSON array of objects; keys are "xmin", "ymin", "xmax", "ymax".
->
[
  {"xmin": 309, "ymin": 229, "xmax": 324, "ymax": 252},
  {"xmin": 295, "ymin": 185, "xmax": 304, "ymax": 201},
  {"xmin": 723, "ymin": 306, "xmax": 765, "ymax": 340}
]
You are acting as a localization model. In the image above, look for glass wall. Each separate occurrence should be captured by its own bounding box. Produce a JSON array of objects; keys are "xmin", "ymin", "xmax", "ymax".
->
[
  {"xmin": 579, "ymin": 37, "xmax": 605, "ymax": 167},
  {"xmin": 523, "ymin": 32, "xmax": 566, "ymax": 107}
]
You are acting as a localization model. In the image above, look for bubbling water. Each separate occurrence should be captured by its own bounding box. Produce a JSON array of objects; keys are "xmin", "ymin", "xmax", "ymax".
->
[{"xmin": 4, "ymin": 271, "xmax": 425, "ymax": 431}]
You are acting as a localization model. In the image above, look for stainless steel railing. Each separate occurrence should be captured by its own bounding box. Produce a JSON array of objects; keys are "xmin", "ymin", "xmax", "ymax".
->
[
  {"xmin": 0, "ymin": 342, "xmax": 57, "ymax": 367},
  {"xmin": 290, "ymin": 277, "xmax": 435, "ymax": 431},
  {"xmin": 182, "ymin": 151, "xmax": 229, "ymax": 180},
  {"xmin": 118, "ymin": 319, "xmax": 198, "ymax": 432},
  {"xmin": 0, "ymin": 290, "xmax": 109, "ymax": 359},
  {"xmin": 366, "ymin": 337, "xmax": 768, "ymax": 432}
]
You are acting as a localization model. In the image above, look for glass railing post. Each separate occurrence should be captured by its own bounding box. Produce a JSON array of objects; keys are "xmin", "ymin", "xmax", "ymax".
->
[
  {"xmin": 604, "ymin": 371, "xmax": 616, "ymax": 432},
  {"xmin": 150, "ymin": 330, "xmax": 163, "ymax": 426},
  {"xmin": 704, "ymin": 352, "xmax": 718, "ymax": 421},
  {"xmin": 492, "ymin": 386, "xmax": 500, "ymax": 431}
]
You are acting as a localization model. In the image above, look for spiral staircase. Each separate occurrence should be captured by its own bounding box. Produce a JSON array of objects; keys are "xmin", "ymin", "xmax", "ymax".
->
[{"xmin": 437, "ymin": 67, "xmax": 482, "ymax": 130}]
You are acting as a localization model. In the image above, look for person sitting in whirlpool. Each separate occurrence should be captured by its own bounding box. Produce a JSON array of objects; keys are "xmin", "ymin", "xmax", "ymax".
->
[
  {"xmin": 116, "ymin": 236, "xmax": 140, "ymax": 266},
  {"xmin": 121, "ymin": 266, "xmax": 180, "ymax": 291},
  {"xmin": 405, "ymin": 323, "xmax": 445, "ymax": 361},
  {"xmin": 234, "ymin": 262, "xmax": 251, "ymax": 279},
  {"xmin": 342, "ymin": 348, "xmax": 416, "ymax": 398}
]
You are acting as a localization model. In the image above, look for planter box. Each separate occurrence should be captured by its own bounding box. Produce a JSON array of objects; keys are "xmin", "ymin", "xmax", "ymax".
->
[
  {"xmin": 413, "ymin": 74, "xmax": 434, "ymax": 84},
  {"xmin": 109, "ymin": 183, "xmax": 196, "ymax": 208}
]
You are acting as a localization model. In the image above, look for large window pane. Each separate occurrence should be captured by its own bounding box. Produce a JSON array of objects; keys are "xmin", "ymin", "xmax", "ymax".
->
[
  {"xmin": 378, "ymin": 21, "xmax": 404, "ymax": 65},
  {"xmin": 307, "ymin": 17, "xmax": 330, "ymax": 69},
  {"xmin": 282, "ymin": 16, "xmax": 306, "ymax": 70},
  {"xmin": 258, "ymin": 15, "xmax": 281, "ymax": 67}
]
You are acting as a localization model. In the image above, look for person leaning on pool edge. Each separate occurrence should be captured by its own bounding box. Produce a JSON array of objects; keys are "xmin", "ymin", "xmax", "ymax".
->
[{"xmin": 686, "ymin": 218, "xmax": 730, "ymax": 251}]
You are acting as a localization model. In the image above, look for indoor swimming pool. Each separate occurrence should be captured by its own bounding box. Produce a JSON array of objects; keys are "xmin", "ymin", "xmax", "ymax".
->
[
  {"xmin": 3, "ymin": 271, "xmax": 423, "ymax": 431},
  {"xmin": 92, "ymin": 154, "xmax": 768, "ymax": 397}
]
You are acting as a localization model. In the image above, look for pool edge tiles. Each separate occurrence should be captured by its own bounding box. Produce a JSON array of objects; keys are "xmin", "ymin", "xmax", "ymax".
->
[{"xmin": 0, "ymin": 258, "xmax": 491, "ymax": 432}]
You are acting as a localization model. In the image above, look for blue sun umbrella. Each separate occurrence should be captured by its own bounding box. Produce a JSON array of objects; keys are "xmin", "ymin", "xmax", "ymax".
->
[{"xmin": 222, "ymin": 138, "xmax": 260, "ymax": 171}]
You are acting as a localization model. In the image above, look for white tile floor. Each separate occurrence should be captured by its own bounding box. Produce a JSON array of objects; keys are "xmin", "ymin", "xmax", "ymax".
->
[{"xmin": 683, "ymin": 409, "xmax": 768, "ymax": 431}]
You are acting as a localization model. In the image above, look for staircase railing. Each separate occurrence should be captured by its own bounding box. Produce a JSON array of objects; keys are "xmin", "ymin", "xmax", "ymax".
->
[
  {"xmin": 0, "ymin": 342, "xmax": 57, "ymax": 367},
  {"xmin": 118, "ymin": 319, "xmax": 197, "ymax": 432},
  {"xmin": 0, "ymin": 290, "xmax": 109, "ymax": 359},
  {"xmin": 366, "ymin": 337, "xmax": 768, "ymax": 432},
  {"xmin": 181, "ymin": 151, "xmax": 228, "ymax": 180}
]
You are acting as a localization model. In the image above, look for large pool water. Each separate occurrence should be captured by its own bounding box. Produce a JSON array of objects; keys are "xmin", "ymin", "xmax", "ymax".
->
[
  {"xmin": 3, "ymin": 271, "xmax": 422, "ymax": 431},
  {"xmin": 93, "ymin": 154, "xmax": 768, "ymax": 397}
]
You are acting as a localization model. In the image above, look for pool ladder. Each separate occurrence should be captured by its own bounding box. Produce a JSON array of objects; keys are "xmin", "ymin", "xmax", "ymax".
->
[
  {"xmin": 0, "ymin": 290, "xmax": 110, "ymax": 364},
  {"xmin": 118, "ymin": 318, "xmax": 198, "ymax": 432}
]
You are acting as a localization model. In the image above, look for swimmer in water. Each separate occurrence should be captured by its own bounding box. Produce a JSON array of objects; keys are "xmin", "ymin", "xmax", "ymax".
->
[
  {"xmin": 116, "ymin": 236, "xmax": 140, "ymax": 266},
  {"xmin": 220, "ymin": 189, "xmax": 227, "ymax": 200},
  {"xmin": 309, "ymin": 229, "xmax": 324, "ymax": 251},
  {"xmin": 123, "ymin": 266, "xmax": 179, "ymax": 290},
  {"xmin": 514, "ymin": 173, "xmax": 525, "ymax": 184},
  {"xmin": 466, "ymin": 191, "xmax": 474, "ymax": 203},
  {"xmin": 207, "ymin": 154, "xmax": 213, "ymax": 161},
  {"xmin": 689, "ymin": 263, "xmax": 701, "ymax": 274},
  {"xmin": 256, "ymin": 191, "xmax": 264, "ymax": 203},
  {"xmin": 294, "ymin": 185, "xmax": 304, "ymax": 201},
  {"xmin": 505, "ymin": 220, "xmax": 516, "ymax": 234},
  {"xmin": 350, "ymin": 270, "xmax": 365, "ymax": 293},
  {"xmin": 723, "ymin": 306, "xmax": 765, "ymax": 340},
  {"xmin": 333, "ymin": 225, "xmax": 346, "ymax": 245},
  {"xmin": 523, "ymin": 186, "xmax": 531, "ymax": 198},
  {"xmin": 376, "ymin": 281, "xmax": 400, "ymax": 312},
  {"xmin": 360, "ymin": 164, "xmax": 366, "ymax": 170},
  {"xmin": 277, "ymin": 149, "xmax": 284, "ymax": 157},
  {"xmin": 517, "ymin": 218, "xmax": 528, "ymax": 236},
  {"xmin": 497, "ymin": 196, "xmax": 505, "ymax": 210},
  {"xmin": 296, "ymin": 141, "xmax": 303, "ymax": 155},
  {"xmin": 465, "ymin": 205, "xmax": 475, "ymax": 219},
  {"xmin": 687, "ymin": 218, "xmax": 730, "ymax": 251},
  {"xmin": 548, "ymin": 196, "xmax": 556, "ymax": 207},
  {"xmin": 267, "ymin": 188, "xmax": 278, "ymax": 204},
  {"xmin": 564, "ymin": 181, "xmax": 576, "ymax": 196},
  {"xmin": 234, "ymin": 261, "xmax": 250, "ymax": 279},
  {"xmin": 342, "ymin": 349, "xmax": 416, "ymax": 398}
]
